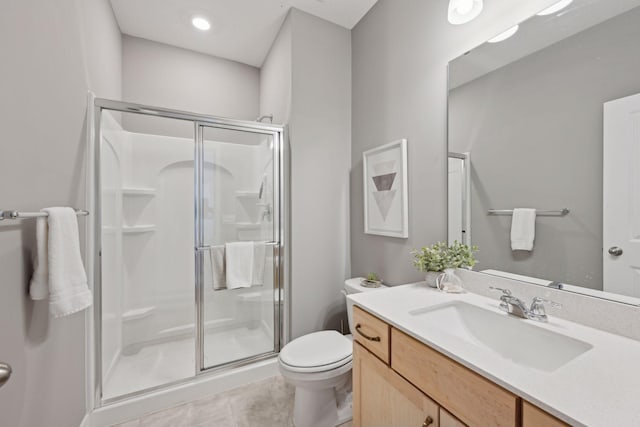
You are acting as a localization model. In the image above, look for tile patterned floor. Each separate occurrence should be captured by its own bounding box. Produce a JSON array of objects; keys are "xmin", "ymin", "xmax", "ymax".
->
[{"xmin": 113, "ymin": 376, "xmax": 353, "ymax": 427}]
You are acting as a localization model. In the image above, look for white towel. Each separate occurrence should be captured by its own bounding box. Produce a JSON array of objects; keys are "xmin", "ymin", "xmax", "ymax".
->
[
  {"xmin": 511, "ymin": 208, "xmax": 536, "ymax": 251},
  {"xmin": 225, "ymin": 241, "xmax": 266, "ymax": 289},
  {"xmin": 209, "ymin": 245, "xmax": 226, "ymax": 291},
  {"xmin": 29, "ymin": 207, "xmax": 92, "ymax": 317}
]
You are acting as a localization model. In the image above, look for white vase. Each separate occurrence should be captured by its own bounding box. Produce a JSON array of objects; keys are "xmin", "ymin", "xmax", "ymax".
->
[
  {"xmin": 424, "ymin": 271, "xmax": 441, "ymax": 288},
  {"xmin": 435, "ymin": 268, "xmax": 465, "ymax": 293}
]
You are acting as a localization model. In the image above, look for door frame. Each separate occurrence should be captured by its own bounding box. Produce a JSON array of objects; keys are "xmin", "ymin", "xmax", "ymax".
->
[{"xmin": 194, "ymin": 121, "xmax": 286, "ymax": 373}]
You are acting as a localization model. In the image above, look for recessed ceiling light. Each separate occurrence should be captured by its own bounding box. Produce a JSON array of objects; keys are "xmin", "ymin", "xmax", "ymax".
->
[
  {"xmin": 537, "ymin": 0, "xmax": 573, "ymax": 16},
  {"xmin": 488, "ymin": 25, "xmax": 519, "ymax": 43},
  {"xmin": 448, "ymin": 0, "xmax": 484, "ymax": 25},
  {"xmin": 191, "ymin": 16, "xmax": 211, "ymax": 31}
]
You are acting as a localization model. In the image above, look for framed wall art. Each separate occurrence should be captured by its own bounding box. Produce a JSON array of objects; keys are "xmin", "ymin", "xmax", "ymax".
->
[{"xmin": 363, "ymin": 139, "xmax": 408, "ymax": 238}]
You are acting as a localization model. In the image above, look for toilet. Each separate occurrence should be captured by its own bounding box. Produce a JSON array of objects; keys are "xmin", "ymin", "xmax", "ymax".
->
[{"xmin": 278, "ymin": 278, "xmax": 387, "ymax": 427}]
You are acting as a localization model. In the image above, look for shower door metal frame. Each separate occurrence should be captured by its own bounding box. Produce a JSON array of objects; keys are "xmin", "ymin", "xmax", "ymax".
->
[
  {"xmin": 194, "ymin": 121, "xmax": 286, "ymax": 373},
  {"xmin": 91, "ymin": 98, "xmax": 289, "ymax": 407}
]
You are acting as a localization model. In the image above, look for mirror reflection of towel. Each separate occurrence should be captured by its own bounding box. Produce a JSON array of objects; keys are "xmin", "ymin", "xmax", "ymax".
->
[
  {"xmin": 511, "ymin": 208, "xmax": 536, "ymax": 251},
  {"xmin": 225, "ymin": 241, "xmax": 265, "ymax": 289}
]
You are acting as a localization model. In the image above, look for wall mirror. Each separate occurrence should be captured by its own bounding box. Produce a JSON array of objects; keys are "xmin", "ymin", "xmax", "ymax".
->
[{"xmin": 448, "ymin": 0, "xmax": 640, "ymax": 305}]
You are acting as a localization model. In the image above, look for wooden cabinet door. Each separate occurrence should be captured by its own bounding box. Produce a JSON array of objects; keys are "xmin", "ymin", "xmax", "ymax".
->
[
  {"xmin": 522, "ymin": 401, "xmax": 570, "ymax": 427},
  {"xmin": 440, "ymin": 408, "xmax": 466, "ymax": 427},
  {"xmin": 353, "ymin": 342, "xmax": 439, "ymax": 427}
]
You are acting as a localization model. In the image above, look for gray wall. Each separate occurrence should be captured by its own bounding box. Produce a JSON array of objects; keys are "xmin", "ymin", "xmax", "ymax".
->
[
  {"xmin": 449, "ymin": 8, "xmax": 640, "ymax": 290},
  {"xmin": 260, "ymin": 9, "xmax": 352, "ymax": 339},
  {"xmin": 350, "ymin": 0, "xmax": 560, "ymax": 285},
  {"xmin": 122, "ymin": 35, "xmax": 260, "ymax": 137},
  {"xmin": 259, "ymin": 15, "xmax": 292, "ymax": 124},
  {"xmin": 0, "ymin": 0, "xmax": 121, "ymax": 426},
  {"xmin": 289, "ymin": 10, "xmax": 352, "ymax": 338}
]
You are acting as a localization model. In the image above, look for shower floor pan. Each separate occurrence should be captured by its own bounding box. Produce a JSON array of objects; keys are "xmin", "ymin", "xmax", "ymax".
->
[{"xmin": 102, "ymin": 324, "xmax": 274, "ymax": 400}]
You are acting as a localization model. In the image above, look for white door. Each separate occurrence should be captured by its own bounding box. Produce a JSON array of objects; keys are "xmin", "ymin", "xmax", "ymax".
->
[
  {"xmin": 448, "ymin": 157, "xmax": 464, "ymax": 244},
  {"xmin": 448, "ymin": 153, "xmax": 471, "ymax": 245},
  {"xmin": 603, "ymin": 93, "xmax": 640, "ymax": 297}
]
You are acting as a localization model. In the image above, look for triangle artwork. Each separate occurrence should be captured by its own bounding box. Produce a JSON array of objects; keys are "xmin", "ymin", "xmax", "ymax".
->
[{"xmin": 371, "ymin": 160, "xmax": 398, "ymax": 221}]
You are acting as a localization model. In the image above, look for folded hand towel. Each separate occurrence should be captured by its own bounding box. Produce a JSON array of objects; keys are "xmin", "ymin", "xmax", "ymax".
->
[
  {"xmin": 209, "ymin": 245, "xmax": 226, "ymax": 291},
  {"xmin": 511, "ymin": 208, "xmax": 536, "ymax": 251},
  {"xmin": 30, "ymin": 207, "xmax": 92, "ymax": 317},
  {"xmin": 225, "ymin": 241, "xmax": 266, "ymax": 289}
]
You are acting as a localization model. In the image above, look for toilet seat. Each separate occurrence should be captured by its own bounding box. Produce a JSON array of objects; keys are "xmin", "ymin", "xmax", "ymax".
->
[{"xmin": 279, "ymin": 330, "xmax": 352, "ymax": 373}]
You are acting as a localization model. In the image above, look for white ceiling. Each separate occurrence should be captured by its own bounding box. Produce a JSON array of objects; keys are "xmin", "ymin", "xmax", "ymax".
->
[{"xmin": 110, "ymin": 0, "xmax": 378, "ymax": 68}]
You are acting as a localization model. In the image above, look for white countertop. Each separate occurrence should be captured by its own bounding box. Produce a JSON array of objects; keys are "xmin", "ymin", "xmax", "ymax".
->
[{"xmin": 348, "ymin": 283, "xmax": 640, "ymax": 427}]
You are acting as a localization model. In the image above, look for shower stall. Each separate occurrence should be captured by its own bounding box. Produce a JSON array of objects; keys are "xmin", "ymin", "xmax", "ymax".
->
[{"xmin": 91, "ymin": 98, "xmax": 287, "ymax": 404}]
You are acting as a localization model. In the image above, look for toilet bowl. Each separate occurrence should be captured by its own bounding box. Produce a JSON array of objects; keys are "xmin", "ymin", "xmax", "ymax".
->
[{"xmin": 278, "ymin": 278, "xmax": 387, "ymax": 427}]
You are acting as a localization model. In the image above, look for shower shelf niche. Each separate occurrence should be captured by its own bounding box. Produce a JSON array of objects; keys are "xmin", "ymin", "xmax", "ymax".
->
[
  {"xmin": 236, "ymin": 222, "xmax": 261, "ymax": 229},
  {"xmin": 122, "ymin": 225, "xmax": 156, "ymax": 234},
  {"xmin": 235, "ymin": 191, "xmax": 259, "ymax": 198},
  {"xmin": 122, "ymin": 306, "xmax": 156, "ymax": 321},
  {"xmin": 122, "ymin": 187, "xmax": 156, "ymax": 197},
  {"xmin": 102, "ymin": 187, "xmax": 157, "ymax": 197}
]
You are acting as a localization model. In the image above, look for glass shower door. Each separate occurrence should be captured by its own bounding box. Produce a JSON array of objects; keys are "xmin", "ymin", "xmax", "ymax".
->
[
  {"xmin": 94, "ymin": 98, "xmax": 286, "ymax": 404},
  {"xmin": 197, "ymin": 124, "xmax": 282, "ymax": 370}
]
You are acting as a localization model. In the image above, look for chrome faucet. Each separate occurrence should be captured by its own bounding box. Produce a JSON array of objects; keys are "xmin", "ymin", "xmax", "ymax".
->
[{"xmin": 489, "ymin": 287, "xmax": 562, "ymax": 322}]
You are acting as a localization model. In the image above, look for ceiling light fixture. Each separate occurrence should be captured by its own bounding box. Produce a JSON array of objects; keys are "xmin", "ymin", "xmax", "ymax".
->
[
  {"xmin": 488, "ymin": 25, "xmax": 519, "ymax": 43},
  {"xmin": 536, "ymin": 0, "xmax": 573, "ymax": 16},
  {"xmin": 448, "ymin": 0, "xmax": 484, "ymax": 25},
  {"xmin": 191, "ymin": 16, "xmax": 211, "ymax": 31}
]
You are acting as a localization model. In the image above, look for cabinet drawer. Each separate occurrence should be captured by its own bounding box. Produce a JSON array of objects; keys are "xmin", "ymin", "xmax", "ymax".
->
[
  {"xmin": 522, "ymin": 401, "xmax": 570, "ymax": 427},
  {"xmin": 353, "ymin": 306, "xmax": 390, "ymax": 364},
  {"xmin": 392, "ymin": 328, "xmax": 518, "ymax": 427}
]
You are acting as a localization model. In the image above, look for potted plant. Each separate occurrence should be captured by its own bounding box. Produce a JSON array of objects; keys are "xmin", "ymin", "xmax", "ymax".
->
[
  {"xmin": 411, "ymin": 241, "xmax": 478, "ymax": 288},
  {"xmin": 361, "ymin": 272, "xmax": 383, "ymax": 288}
]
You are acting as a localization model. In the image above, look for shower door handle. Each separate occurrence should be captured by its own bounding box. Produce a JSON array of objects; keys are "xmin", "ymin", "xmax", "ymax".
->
[{"xmin": 0, "ymin": 362, "xmax": 11, "ymax": 388}]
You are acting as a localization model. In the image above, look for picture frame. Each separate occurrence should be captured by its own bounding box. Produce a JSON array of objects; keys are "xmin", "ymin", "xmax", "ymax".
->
[{"xmin": 363, "ymin": 139, "xmax": 409, "ymax": 238}]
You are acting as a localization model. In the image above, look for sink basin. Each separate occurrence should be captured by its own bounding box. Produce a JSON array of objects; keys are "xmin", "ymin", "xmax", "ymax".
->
[{"xmin": 410, "ymin": 301, "xmax": 592, "ymax": 372}]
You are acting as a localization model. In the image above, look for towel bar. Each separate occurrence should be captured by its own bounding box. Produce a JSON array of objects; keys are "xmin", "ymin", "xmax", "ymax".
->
[
  {"xmin": 487, "ymin": 208, "xmax": 569, "ymax": 216},
  {"xmin": 196, "ymin": 241, "xmax": 279, "ymax": 251},
  {"xmin": 0, "ymin": 209, "xmax": 89, "ymax": 221}
]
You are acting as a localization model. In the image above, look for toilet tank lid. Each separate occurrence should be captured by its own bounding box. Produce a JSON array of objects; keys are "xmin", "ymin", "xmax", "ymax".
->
[
  {"xmin": 279, "ymin": 331, "xmax": 352, "ymax": 368},
  {"xmin": 344, "ymin": 277, "xmax": 388, "ymax": 294}
]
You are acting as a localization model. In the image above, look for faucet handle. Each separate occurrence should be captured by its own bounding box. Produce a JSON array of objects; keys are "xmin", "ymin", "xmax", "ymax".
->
[
  {"xmin": 531, "ymin": 297, "xmax": 562, "ymax": 309},
  {"xmin": 528, "ymin": 297, "xmax": 562, "ymax": 322},
  {"xmin": 489, "ymin": 287, "xmax": 512, "ymax": 296}
]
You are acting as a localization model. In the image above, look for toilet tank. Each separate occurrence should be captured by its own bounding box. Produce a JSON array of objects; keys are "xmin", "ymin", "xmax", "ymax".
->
[{"xmin": 344, "ymin": 278, "xmax": 388, "ymax": 335}]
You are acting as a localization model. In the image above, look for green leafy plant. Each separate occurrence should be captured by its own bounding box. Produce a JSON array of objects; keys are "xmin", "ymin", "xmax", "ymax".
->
[
  {"xmin": 411, "ymin": 241, "xmax": 478, "ymax": 272},
  {"xmin": 366, "ymin": 272, "xmax": 379, "ymax": 282}
]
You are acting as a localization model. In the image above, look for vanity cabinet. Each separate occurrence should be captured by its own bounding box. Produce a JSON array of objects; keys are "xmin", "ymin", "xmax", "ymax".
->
[{"xmin": 353, "ymin": 306, "xmax": 570, "ymax": 427}]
